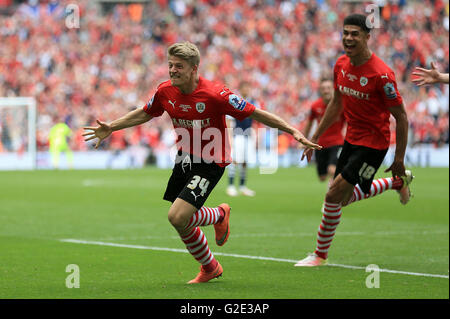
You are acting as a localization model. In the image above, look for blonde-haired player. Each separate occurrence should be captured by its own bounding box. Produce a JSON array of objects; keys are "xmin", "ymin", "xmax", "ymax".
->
[{"xmin": 84, "ymin": 41, "xmax": 321, "ymax": 283}]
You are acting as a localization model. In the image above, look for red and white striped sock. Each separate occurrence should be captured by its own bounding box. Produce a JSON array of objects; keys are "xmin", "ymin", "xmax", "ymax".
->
[
  {"xmin": 347, "ymin": 177, "xmax": 403, "ymax": 205},
  {"xmin": 180, "ymin": 226, "xmax": 218, "ymax": 272},
  {"xmin": 185, "ymin": 206, "xmax": 224, "ymax": 229},
  {"xmin": 314, "ymin": 202, "xmax": 342, "ymax": 260}
]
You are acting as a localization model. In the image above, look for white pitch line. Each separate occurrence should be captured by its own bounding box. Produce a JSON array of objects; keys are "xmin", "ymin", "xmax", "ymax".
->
[
  {"xmin": 60, "ymin": 239, "xmax": 449, "ymax": 279},
  {"xmin": 91, "ymin": 230, "xmax": 449, "ymax": 242},
  {"xmin": 93, "ymin": 232, "xmax": 364, "ymax": 241}
]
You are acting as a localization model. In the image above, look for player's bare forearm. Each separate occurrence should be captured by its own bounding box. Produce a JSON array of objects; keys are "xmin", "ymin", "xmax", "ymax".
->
[
  {"xmin": 312, "ymin": 91, "xmax": 342, "ymax": 141},
  {"xmin": 83, "ymin": 108, "xmax": 152, "ymax": 149},
  {"xmin": 393, "ymin": 111, "xmax": 408, "ymax": 162},
  {"xmin": 387, "ymin": 104, "xmax": 408, "ymax": 177},
  {"xmin": 249, "ymin": 108, "xmax": 296, "ymax": 135},
  {"xmin": 250, "ymin": 108, "xmax": 321, "ymax": 150},
  {"xmin": 439, "ymin": 73, "xmax": 449, "ymax": 84},
  {"xmin": 109, "ymin": 108, "xmax": 152, "ymax": 131}
]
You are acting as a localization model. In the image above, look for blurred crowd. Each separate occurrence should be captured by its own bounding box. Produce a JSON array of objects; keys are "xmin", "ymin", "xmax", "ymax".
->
[{"xmin": 0, "ymin": 0, "xmax": 448, "ymax": 158}]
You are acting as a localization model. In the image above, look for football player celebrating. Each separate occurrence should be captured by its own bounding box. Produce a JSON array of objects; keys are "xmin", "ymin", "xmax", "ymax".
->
[
  {"xmin": 84, "ymin": 42, "xmax": 321, "ymax": 283},
  {"xmin": 295, "ymin": 14, "xmax": 414, "ymax": 267}
]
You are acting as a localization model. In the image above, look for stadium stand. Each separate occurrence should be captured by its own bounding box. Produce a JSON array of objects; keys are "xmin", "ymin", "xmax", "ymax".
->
[{"xmin": 0, "ymin": 0, "xmax": 448, "ymax": 165}]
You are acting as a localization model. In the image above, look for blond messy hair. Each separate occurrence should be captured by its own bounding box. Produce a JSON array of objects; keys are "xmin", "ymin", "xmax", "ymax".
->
[{"xmin": 167, "ymin": 41, "xmax": 201, "ymax": 67}]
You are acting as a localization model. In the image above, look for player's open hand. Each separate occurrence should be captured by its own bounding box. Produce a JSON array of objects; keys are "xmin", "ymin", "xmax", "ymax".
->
[
  {"xmin": 412, "ymin": 62, "xmax": 441, "ymax": 86},
  {"xmin": 83, "ymin": 120, "xmax": 113, "ymax": 149},
  {"xmin": 301, "ymin": 148, "xmax": 314, "ymax": 162},
  {"xmin": 384, "ymin": 160, "xmax": 406, "ymax": 179},
  {"xmin": 293, "ymin": 130, "xmax": 322, "ymax": 151}
]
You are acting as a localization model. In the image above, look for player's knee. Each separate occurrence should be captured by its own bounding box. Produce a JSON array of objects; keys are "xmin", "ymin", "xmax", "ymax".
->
[
  {"xmin": 325, "ymin": 192, "xmax": 341, "ymax": 204},
  {"xmin": 167, "ymin": 209, "xmax": 188, "ymax": 229},
  {"xmin": 325, "ymin": 183, "xmax": 344, "ymax": 204}
]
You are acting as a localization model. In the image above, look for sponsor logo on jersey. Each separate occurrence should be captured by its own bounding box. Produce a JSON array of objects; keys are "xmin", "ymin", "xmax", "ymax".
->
[
  {"xmin": 383, "ymin": 82, "xmax": 397, "ymax": 99},
  {"xmin": 168, "ymin": 100, "xmax": 176, "ymax": 108},
  {"xmin": 338, "ymin": 85, "xmax": 370, "ymax": 100},
  {"xmin": 179, "ymin": 104, "xmax": 192, "ymax": 112},
  {"xmin": 172, "ymin": 118, "xmax": 211, "ymax": 128},
  {"xmin": 196, "ymin": 102, "xmax": 206, "ymax": 113},
  {"xmin": 360, "ymin": 76, "xmax": 368, "ymax": 87},
  {"xmin": 341, "ymin": 69, "xmax": 346, "ymax": 77},
  {"xmin": 381, "ymin": 73, "xmax": 389, "ymax": 79},
  {"xmin": 229, "ymin": 94, "xmax": 246, "ymax": 111},
  {"xmin": 190, "ymin": 191, "xmax": 201, "ymax": 201}
]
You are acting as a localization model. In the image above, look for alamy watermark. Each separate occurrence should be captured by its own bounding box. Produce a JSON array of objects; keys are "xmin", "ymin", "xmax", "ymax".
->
[
  {"xmin": 365, "ymin": 264, "xmax": 380, "ymax": 288},
  {"xmin": 65, "ymin": 264, "xmax": 80, "ymax": 288},
  {"xmin": 65, "ymin": 4, "xmax": 80, "ymax": 29},
  {"xmin": 365, "ymin": 4, "xmax": 381, "ymax": 30}
]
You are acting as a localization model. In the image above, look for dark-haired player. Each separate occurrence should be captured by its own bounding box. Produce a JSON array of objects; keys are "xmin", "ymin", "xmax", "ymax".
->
[{"xmin": 295, "ymin": 14, "xmax": 414, "ymax": 267}]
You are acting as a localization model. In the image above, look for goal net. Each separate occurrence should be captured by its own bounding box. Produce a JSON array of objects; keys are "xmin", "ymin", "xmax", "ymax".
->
[{"xmin": 0, "ymin": 97, "xmax": 37, "ymax": 170}]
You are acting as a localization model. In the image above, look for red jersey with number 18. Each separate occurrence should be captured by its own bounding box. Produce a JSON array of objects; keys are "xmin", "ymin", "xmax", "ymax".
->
[
  {"xmin": 142, "ymin": 76, "xmax": 256, "ymax": 166},
  {"xmin": 333, "ymin": 53, "xmax": 403, "ymax": 150}
]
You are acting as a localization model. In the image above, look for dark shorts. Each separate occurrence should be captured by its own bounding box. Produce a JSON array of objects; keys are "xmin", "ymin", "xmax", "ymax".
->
[
  {"xmin": 163, "ymin": 151, "xmax": 225, "ymax": 210},
  {"xmin": 334, "ymin": 141, "xmax": 388, "ymax": 194},
  {"xmin": 315, "ymin": 145, "xmax": 342, "ymax": 176}
]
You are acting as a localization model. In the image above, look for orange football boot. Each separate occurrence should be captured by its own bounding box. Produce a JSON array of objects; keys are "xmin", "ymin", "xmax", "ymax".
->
[
  {"xmin": 188, "ymin": 262, "xmax": 223, "ymax": 284},
  {"xmin": 214, "ymin": 203, "xmax": 231, "ymax": 246}
]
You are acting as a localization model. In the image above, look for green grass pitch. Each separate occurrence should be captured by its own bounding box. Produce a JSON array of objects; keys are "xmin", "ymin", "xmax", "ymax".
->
[{"xmin": 0, "ymin": 166, "xmax": 448, "ymax": 299}]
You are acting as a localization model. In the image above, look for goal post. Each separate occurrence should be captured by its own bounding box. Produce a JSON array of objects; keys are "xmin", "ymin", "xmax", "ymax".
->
[{"xmin": 0, "ymin": 97, "xmax": 37, "ymax": 170}]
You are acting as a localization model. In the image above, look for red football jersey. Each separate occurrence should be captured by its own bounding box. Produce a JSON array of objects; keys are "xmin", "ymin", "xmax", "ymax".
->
[
  {"xmin": 308, "ymin": 97, "xmax": 345, "ymax": 148},
  {"xmin": 333, "ymin": 53, "xmax": 403, "ymax": 150},
  {"xmin": 143, "ymin": 76, "xmax": 256, "ymax": 166}
]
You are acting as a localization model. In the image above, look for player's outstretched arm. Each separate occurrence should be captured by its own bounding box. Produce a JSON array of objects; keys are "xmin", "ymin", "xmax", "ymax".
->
[
  {"xmin": 249, "ymin": 108, "xmax": 322, "ymax": 150},
  {"xmin": 412, "ymin": 62, "xmax": 449, "ymax": 86},
  {"xmin": 83, "ymin": 108, "xmax": 152, "ymax": 149},
  {"xmin": 301, "ymin": 89, "xmax": 342, "ymax": 161}
]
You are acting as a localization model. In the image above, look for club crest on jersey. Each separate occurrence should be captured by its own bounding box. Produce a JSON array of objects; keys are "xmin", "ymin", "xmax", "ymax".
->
[
  {"xmin": 360, "ymin": 77, "xmax": 368, "ymax": 87},
  {"xmin": 383, "ymin": 82, "xmax": 397, "ymax": 99},
  {"xmin": 196, "ymin": 102, "xmax": 206, "ymax": 113},
  {"xmin": 229, "ymin": 94, "xmax": 246, "ymax": 111}
]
